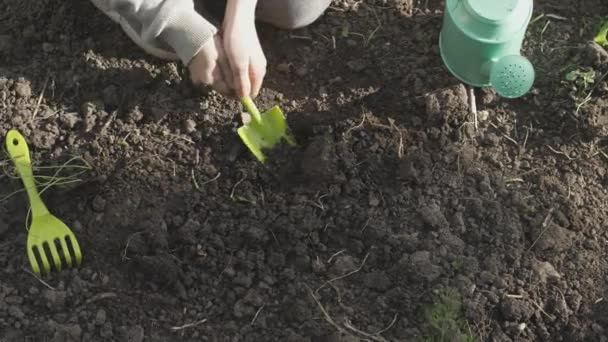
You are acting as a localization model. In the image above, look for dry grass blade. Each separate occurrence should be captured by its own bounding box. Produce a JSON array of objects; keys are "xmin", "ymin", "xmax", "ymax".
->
[
  {"xmin": 170, "ymin": 319, "xmax": 207, "ymax": 331},
  {"xmin": 316, "ymin": 252, "xmax": 369, "ymax": 294}
]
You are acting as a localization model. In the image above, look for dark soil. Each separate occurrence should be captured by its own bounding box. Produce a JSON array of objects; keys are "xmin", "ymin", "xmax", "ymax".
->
[{"xmin": 2, "ymin": 0, "xmax": 608, "ymax": 341}]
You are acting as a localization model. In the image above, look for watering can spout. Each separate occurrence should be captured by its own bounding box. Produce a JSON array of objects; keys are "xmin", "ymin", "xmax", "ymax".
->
[{"xmin": 489, "ymin": 54, "xmax": 535, "ymax": 98}]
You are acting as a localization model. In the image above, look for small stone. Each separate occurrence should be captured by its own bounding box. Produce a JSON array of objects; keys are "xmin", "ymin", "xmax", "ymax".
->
[
  {"xmin": 42, "ymin": 42, "xmax": 54, "ymax": 53},
  {"xmin": 483, "ymin": 132, "xmax": 500, "ymax": 146},
  {"xmin": 532, "ymin": 259, "xmax": 561, "ymax": 283},
  {"xmin": 8, "ymin": 306, "xmax": 24, "ymax": 319},
  {"xmin": 63, "ymin": 324, "xmax": 82, "ymax": 341},
  {"xmin": 60, "ymin": 112, "xmax": 80, "ymax": 128},
  {"xmin": 184, "ymin": 119, "xmax": 197, "ymax": 133},
  {"xmin": 329, "ymin": 255, "xmax": 357, "ymax": 277},
  {"xmin": 233, "ymin": 299, "xmax": 254, "ymax": 318},
  {"xmin": 5, "ymin": 296, "xmax": 23, "ymax": 305},
  {"xmin": 276, "ymin": 63, "xmax": 290, "ymax": 73},
  {"xmin": 95, "ymin": 309, "xmax": 106, "ymax": 325},
  {"xmin": 127, "ymin": 106, "xmax": 144, "ymax": 122},
  {"xmin": 125, "ymin": 325, "xmax": 144, "ymax": 342},
  {"xmin": 368, "ymin": 192, "xmax": 380, "ymax": 207},
  {"xmin": 418, "ymin": 203, "xmax": 448, "ymax": 229},
  {"xmin": 14, "ymin": 81, "xmax": 32, "ymax": 98},
  {"xmin": 72, "ymin": 220, "xmax": 83, "ymax": 232},
  {"xmin": 500, "ymin": 297, "xmax": 535, "ymax": 320},
  {"xmin": 535, "ymin": 224, "xmax": 575, "ymax": 252},
  {"xmin": 42, "ymin": 289, "xmax": 66, "ymax": 309},
  {"xmin": 478, "ymin": 110, "xmax": 489, "ymax": 121},
  {"xmin": 100, "ymin": 322, "xmax": 113, "ymax": 338},
  {"xmin": 295, "ymin": 66, "xmax": 308, "ymax": 77},
  {"xmin": 346, "ymin": 59, "xmax": 367, "ymax": 72},
  {"xmin": 243, "ymin": 289, "xmax": 264, "ymax": 307},
  {"xmin": 81, "ymin": 102, "xmax": 98, "ymax": 132},
  {"xmin": 92, "ymin": 195, "xmax": 106, "ymax": 212},
  {"xmin": 409, "ymin": 251, "xmax": 443, "ymax": 282},
  {"xmin": 233, "ymin": 272, "xmax": 252, "ymax": 288},
  {"xmin": 52, "ymin": 323, "xmax": 82, "ymax": 342},
  {"xmin": 312, "ymin": 258, "xmax": 326, "ymax": 274}
]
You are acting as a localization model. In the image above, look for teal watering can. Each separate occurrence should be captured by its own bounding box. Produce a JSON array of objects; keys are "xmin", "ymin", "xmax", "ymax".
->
[{"xmin": 439, "ymin": 0, "xmax": 535, "ymax": 98}]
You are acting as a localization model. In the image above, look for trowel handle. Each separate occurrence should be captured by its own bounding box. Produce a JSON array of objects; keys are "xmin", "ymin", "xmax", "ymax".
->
[{"xmin": 241, "ymin": 96, "xmax": 263, "ymax": 124}]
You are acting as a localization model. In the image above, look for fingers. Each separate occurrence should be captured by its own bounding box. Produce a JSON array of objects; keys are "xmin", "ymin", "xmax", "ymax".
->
[
  {"xmin": 190, "ymin": 64, "xmax": 233, "ymax": 97},
  {"xmin": 249, "ymin": 57, "xmax": 266, "ymax": 98},
  {"xmin": 230, "ymin": 62, "xmax": 251, "ymax": 98},
  {"xmin": 215, "ymin": 36, "xmax": 235, "ymax": 91}
]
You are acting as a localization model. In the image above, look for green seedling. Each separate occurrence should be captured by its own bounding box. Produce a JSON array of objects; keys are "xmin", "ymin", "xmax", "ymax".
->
[
  {"xmin": 594, "ymin": 20, "xmax": 608, "ymax": 47},
  {"xmin": 564, "ymin": 68, "xmax": 596, "ymax": 92},
  {"xmin": 421, "ymin": 288, "xmax": 477, "ymax": 342}
]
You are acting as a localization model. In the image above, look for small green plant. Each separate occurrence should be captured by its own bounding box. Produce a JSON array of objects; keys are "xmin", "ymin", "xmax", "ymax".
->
[
  {"xmin": 451, "ymin": 258, "xmax": 465, "ymax": 272},
  {"xmin": 564, "ymin": 67, "xmax": 596, "ymax": 93},
  {"xmin": 594, "ymin": 20, "xmax": 608, "ymax": 47},
  {"xmin": 421, "ymin": 288, "xmax": 477, "ymax": 342}
]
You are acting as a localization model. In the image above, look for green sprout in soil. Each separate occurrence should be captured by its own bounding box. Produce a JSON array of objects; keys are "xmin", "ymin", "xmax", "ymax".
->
[
  {"xmin": 0, "ymin": 155, "xmax": 93, "ymax": 230},
  {"xmin": 564, "ymin": 67, "xmax": 596, "ymax": 93},
  {"xmin": 421, "ymin": 288, "xmax": 477, "ymax": 342},
  {"xmin": 594, "ymin": 19, "xmax": 608, "ymax": 47}
]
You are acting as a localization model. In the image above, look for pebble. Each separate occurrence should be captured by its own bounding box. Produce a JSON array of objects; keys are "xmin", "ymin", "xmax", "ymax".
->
[
  {"xmin": 14, "ymin": 81, "xmax": 32, "ymax": 98},
  {"xmin": 185, "ymin": 119, "xmax": 197, "ymax": 133},
  {"xmin": 72, "ymin": 220, "xmax": 83, "ymax": 232},
  {"xmin": 42, "ymin": 289, "xmax": 67, "ymax": 308},
  {"xmin": 100, "ymin": 322, "xmax": 113, "ymax": 338},
  {"xmin": 5, "ymin": 296, "xmax": 23, "ymax": 305},
  {"xmin": 61, "ymin": 324, "xmax": 83, "ymax": 340},
  {"xmin": 92, "ymin": 195, "xmax": 107, "ymax": 212},
  {"xmin": 418, "ymin": 203, "xmax": 448, "ymax": 229},
  {"xmin": 295, "ymin": 66, "xmax": 308, "ymax": 77},
  {"xmin": 329, "ymin": 255, "xmax": 357, "ymax": 277},
  {"xmin": 60, "ymin": 112, "xmax": 80, "ymax": 129},
  {"xmin": 276, "ymin": 63, "xmax": 290, "ymax": 73},
  {"xmin": 95, "ymin": 309, "xmax": 106, "ymax": 325},
  {"xmin": 124, "ymin": 325, "xmax": 144, "ymax": 342},
  {"xmin": 532, "ymin": 259, "xmax": 561, "ymax": 283},
  {"xmin": 8, "ymin": 306, "xmax": 24, "ymax": 319},
  {"xmin": 42, "ymin": 42, "xmax": 54, "ymax": 53},
  {"xmin": 346, "ymin": 59, "xmax": 367, "ymax": 72}
]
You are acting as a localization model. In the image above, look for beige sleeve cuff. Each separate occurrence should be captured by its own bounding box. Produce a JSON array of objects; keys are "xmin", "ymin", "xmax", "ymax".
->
[{"xmin": 157, "ymin": 8, "xmax": 218, "ymax": 65}]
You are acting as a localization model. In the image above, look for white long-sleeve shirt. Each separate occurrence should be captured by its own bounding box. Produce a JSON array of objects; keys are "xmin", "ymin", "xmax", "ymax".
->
[{"xmin": 90, "ymin": 0, "xmax": 217, "ymax": 65}]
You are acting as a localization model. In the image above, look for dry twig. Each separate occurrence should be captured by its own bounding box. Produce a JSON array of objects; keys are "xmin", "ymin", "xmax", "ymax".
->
[
  {"xmin": 316, "ymin": 253, "xmax": 370, "ymax": 294},
  {"xmin": 170, "ymin": 319, "xmax": 207, "ymax": 331}
]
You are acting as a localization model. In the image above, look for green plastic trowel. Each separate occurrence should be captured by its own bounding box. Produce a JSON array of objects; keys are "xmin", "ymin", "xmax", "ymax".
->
[{"xmin": 238, "ymin": 96, "xmax": 296, "ymax": 162}]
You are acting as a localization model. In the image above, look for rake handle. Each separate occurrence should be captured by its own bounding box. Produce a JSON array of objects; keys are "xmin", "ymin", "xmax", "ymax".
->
[{"xmin": 6, "ymin": 130, "xmax": 49, "ymax": 218}]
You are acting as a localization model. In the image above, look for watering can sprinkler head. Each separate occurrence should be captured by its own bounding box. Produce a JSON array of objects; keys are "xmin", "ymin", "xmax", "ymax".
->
[{"xmin": 489, "ymin": 54, "xmax": 535, "ymax": 98}]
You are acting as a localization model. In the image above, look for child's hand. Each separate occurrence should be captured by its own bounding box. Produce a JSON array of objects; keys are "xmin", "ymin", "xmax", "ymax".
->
[
  {"xmin": 223, "ymin": 0, "xmax": 266, "ymax": 98},
  {"xmin": 188, "ymin": 34, "xmax": 234, "ymax": 96}
]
